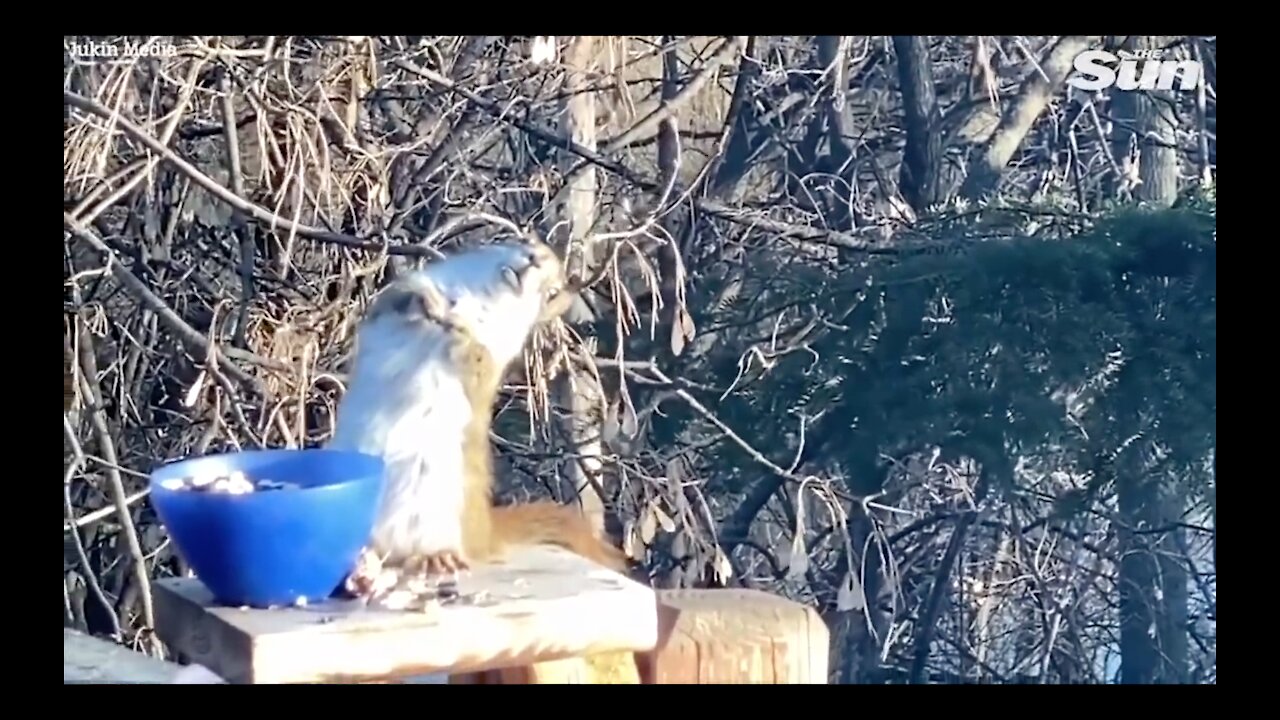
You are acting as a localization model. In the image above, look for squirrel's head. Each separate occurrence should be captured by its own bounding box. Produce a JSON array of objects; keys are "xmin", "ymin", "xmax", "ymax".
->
[
  {"xmin": 499, "ymin": 240, "xmax": 573, "ymax": 324},
  {"xmin": 361, "ymin": 240, "xmax": 573, "ymax": 370}
]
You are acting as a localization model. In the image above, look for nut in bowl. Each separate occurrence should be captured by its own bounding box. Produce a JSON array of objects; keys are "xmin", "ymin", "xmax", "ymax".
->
[{"xmin": 148, "ymin": 448, "xmax": 386, "ymax": 609}]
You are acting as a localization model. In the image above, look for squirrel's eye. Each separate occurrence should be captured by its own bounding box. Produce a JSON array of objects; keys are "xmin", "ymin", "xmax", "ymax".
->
[{"xmin": 389, "ymin": 291, "xmax": 428, "ymax": 322}]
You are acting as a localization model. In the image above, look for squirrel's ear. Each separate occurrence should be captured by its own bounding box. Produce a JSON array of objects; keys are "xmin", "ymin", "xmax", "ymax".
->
[{"xmin": 379, "ymin": 282, "xmax": 449, "ymax": 324}]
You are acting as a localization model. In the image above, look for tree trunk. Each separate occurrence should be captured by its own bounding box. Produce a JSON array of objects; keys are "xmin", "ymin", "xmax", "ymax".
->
[
  {"xmin": 837, "ymin": 508, "xmax": 890, "ymax": 684},
  {"xmin": 553, "ymin": 36, "xmax": 608, "ymax": 534},
  {"xmin": 1117, "ymin": 468, "xmax": 1189, "ymax": 683},
  {"xmin": 1109, "ymin": 36, "xmax": 1182, "ymax": 207},
  {"xmin": 892, "ymin": 36, "xmax": 941, "ymax": 211},
  {"xmin": 1113, "ymin": 37, "xmax": 1189, "ymax": 685},
  {"xmin": 709, "ymin": 36, "xmax": 761, "ymax": 198}
]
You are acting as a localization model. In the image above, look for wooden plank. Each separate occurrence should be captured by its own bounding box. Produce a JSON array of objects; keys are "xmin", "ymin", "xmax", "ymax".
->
[
  {"xmin": 643, "ymin": 588, "xmax": 830, "ymax": 684},
  {"xmin": 63, "ymin": 628, "xmax": 183, "ymax": 683},
  {"xmin": 451, "ymin": 588, "xmax": 672, "ymax": 684},
  {"xmin": 153, "ymin": 546, "xmax": 660, "ymax": 684}
]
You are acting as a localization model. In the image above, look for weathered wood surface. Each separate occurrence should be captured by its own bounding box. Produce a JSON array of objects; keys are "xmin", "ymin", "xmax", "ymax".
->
[
  {"xmin": 642, "ymin": 588, "xmax": 830, "ymax": 684},
  {"xmin": 64, "ymin": 628, "xmax": 183, "ymax": 683},
  {"xmin": 449, "ymin": 587, "xmax": 829, "ymax": 685},
  {"xmin": 153, "ymin": 546, "xmax": 660, "ymax": 684}
]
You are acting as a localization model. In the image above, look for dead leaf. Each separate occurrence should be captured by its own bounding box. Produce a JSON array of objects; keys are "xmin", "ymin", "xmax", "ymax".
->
[
  {"xmin": 183, "ymin": 370, "xmax": 207, "ymax": 408},
  {"xmin": 602, "ymin": 399, "xmax": 620, "ymax": 447},
  {"xmin": 679, "ymin": 305, "xmax": 696, "ymax": 341},
  {"xmin": 713, "ymin": 548, "xmax": 734, "ymax": 584},
  {"xmin": 671, "ymin": 530, "xmax": 689, "ymax": 559},
  {"xmin": 672, "ymin": 477, "xmax": 692, "ymax": 516},
  {"xmin": 670, "ymin": 306, "xmax": 697, "ymax": 357},
  {"xmin": 786, "ymin": 532, "xmax": 809, "ymax": 581},
  {"xmin": 786, "ymin": 498, "xmax": 809, "ymax": 581},
  {"xmin": 623, "ymin": 521, "xmax": 641, "ymax": 559},
  {"xmin": 639, "ymin": 506, "xmax": 657, "ymax": 544},
  {"xmin": 836, "ymin": 570, "xmax": 866, "ymax": 612},
  {"xmin": 652, "ymin": 503, "xmax": 677, "ymax": 533},
  {"xmin": 620, "ymin": 391, "xmax": 638, "ymax": 438}
]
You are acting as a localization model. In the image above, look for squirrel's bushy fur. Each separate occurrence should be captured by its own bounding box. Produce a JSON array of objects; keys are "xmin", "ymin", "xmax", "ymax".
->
[{"xmin": 331, "ymin": 241, "xmax": 627, "ymax": 574}]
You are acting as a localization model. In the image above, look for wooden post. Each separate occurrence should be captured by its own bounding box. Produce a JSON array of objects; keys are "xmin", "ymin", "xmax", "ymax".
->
[
  {"xmin": 640, "ymin": 588, "xmax": 830, "ymax": 683},
  {"xmin": 152, "ymin": 546, "xmax": 658, "ymax": 683},
  {"xmin": 452, "ymin": 588, "xmax": 831, "ymax": 684}
]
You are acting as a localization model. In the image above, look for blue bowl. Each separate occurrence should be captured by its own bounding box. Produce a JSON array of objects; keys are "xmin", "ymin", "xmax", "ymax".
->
[{"xmin": 148, "ymin": 448, "xmax": 386, "ymax": 608}]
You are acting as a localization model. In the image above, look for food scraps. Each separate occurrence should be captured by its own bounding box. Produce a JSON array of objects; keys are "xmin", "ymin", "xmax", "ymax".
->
[{"xmin": 158, "ymin": 470, "xmax": 302, "ymax": 494}]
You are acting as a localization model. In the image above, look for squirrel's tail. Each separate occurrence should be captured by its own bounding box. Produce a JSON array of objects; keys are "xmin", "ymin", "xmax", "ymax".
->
[{"xmin": 490, "ymin": 501, "xmax": 630, "ymax": 572}]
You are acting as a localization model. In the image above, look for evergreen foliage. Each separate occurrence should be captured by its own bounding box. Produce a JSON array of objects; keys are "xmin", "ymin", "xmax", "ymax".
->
[{"xmin": 693, "ymin": 203, "xmax": 1216, "ymax": 506}]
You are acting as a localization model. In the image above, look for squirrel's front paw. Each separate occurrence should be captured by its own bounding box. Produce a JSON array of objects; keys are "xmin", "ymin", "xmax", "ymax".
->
[{"xmin": 415, "ymin": 549, "xmax": 470, "ymax": 575}]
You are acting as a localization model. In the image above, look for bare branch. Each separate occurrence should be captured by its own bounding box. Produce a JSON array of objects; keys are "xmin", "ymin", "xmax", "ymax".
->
[{"xmin": 960, "ymin": 36, "xmax": 1101, "ymax": 200}]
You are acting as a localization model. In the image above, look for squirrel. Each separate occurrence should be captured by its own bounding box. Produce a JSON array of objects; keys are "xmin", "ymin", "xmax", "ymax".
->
[{"xmin": 329, "ymin": 240, "xmax": 628, "ymax": 577}]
